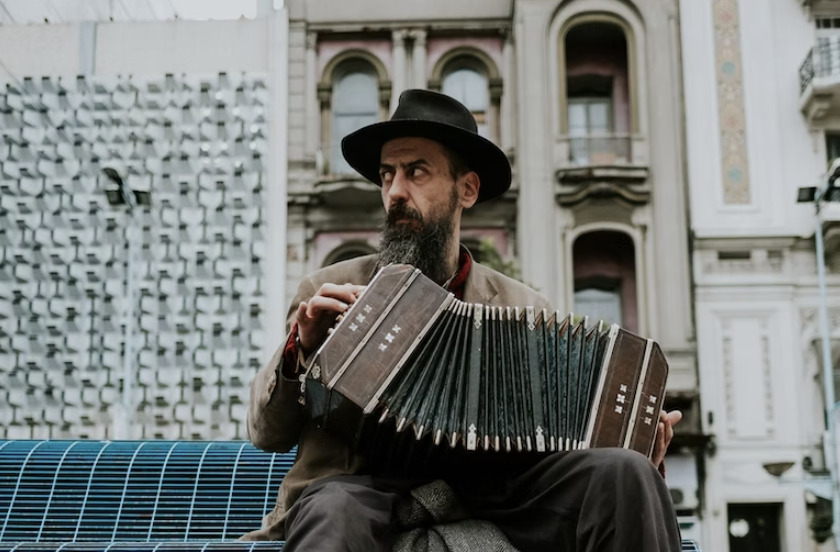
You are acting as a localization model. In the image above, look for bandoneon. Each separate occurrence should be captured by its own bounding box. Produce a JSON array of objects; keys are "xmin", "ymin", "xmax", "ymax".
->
[{"xmin": 303, "ymin": 264, "xmax": 668, "ymax": 460}]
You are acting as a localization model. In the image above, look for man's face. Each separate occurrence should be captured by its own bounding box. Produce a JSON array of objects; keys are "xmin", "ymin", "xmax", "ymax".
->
[
  {"xmin": 376, "ymin": 137, "xmax": 463, "ymax": 282},
  {"xmin": 378, "ymin": 137, "xmax": 463, "ymax": 223}
]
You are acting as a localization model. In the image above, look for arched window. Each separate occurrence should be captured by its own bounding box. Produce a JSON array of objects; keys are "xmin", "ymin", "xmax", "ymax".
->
[
  {"xmin": 442, "ymin": 58, "xmax": 490, "ymax": 138},
  {"xmin": 572, "ymin": 230, "xmax": 637, "ymax": 331},
  {"xmin": 563, "ymin": 21, "xmax": 631, "ymax": 165},
  {"xmin": 322, "ymin": 241, "xmax": 377, "ymax": 267},
  {"xmin": 330, "ymin": 59, "xmax": 379, "ymax": 175},
  {"xmin": 431, "ymin": 48, "xmax": 502, "ymax": 143}
]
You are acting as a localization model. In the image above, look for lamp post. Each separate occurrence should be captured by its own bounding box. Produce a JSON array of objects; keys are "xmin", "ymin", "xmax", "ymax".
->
[
  {"xmin": 102, "ymin": 168, "xmax": 151, "ymax": 439},
  {"xmin": 798, "ymin": 158, "xmax": 840, "ymax": 551}
]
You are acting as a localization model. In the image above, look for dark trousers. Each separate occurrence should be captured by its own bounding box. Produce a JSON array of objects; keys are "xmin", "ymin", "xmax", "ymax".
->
[{"xmin": 283, "ymin": 448, "xmax": 682, "ymax": 552}]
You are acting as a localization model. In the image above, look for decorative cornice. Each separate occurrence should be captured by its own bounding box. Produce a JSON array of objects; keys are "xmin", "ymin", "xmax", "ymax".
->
[
  {"xmin": 555, "ymin": 181, "xmax": 650, "ymax": 207},
  {"xmin": 555, "ymin": 165, "xmax": 648, "ymax": 184}
]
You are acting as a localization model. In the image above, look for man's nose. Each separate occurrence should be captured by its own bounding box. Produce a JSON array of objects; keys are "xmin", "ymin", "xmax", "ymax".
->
[{"xmin": 386, "ymin": 170, "xmax": 409, "ymax": 202}]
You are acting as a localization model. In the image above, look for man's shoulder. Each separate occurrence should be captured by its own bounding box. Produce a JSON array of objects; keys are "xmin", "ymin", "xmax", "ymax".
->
[
  {"xmin": 303, "ymin": 254, "xmax": 379, "ymax": 287},
  {"xmin": 469, "ymin": 262, "xmax": 553, "ymax": 309}
]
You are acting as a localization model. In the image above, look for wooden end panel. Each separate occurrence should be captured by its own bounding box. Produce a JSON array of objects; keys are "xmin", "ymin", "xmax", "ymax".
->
[
  {"xmin": 333, "ymin": 271, "xmax": 451, "ymax": 408},
  {"xmin": 313, "ymin": 265, "xmax": 416, "ymax": 384},
  {"xmin": 587, "ymin": 329, "xmax": 646, "ymax": 449},
  {"xmin": 626, "ymin": 342, "xmax": 669, "ymax": 457}
]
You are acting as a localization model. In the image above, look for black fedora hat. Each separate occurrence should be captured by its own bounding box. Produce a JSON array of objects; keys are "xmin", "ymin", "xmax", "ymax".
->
[{"xmin": 341, "ymin": 89, "xmax": 511, "ymax": 204}]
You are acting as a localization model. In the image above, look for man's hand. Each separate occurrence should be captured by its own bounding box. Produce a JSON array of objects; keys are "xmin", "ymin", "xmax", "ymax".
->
[
  {"xmin": 651, "ymin": 410, "xmax": 682, "ymax": 468},
  {"xmin": 296, "ymin": 283, "xmax": 365, "ymax": 355}
]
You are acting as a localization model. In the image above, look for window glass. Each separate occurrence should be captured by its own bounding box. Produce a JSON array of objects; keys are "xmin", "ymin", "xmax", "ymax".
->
[
  {"xmin": 827, "ymin": 132, "xmax": 840, "ymax": 164},
  {"xmin": 331, "ymin": 61, "xmax": 378, "ymax": 174},
  {"xmin": 574, "ymin": 286, "xmax": 622, "ymax": 326},
  {"xmin": 568, "ymin": 98, "xmax": 613, "ymax": 163},
  {"xmin": 442, "ymin": 61, "xmax": 489, "ymax": 138}
]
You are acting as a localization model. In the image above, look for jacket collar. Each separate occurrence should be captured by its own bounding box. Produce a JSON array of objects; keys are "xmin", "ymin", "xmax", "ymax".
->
[
  {"xmin": 461, "ymin": 247, "xmax": 500, "ymax": 305},
  {"xmin": 362, "ymin": 244, "xmax": 501, "ymax": 304}
]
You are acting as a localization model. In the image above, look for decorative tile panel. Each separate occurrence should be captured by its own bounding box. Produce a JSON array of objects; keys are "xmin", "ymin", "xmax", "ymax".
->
[
  {"xmin": 0, "ymin": 72, "xmax": 268, "ymax": 440},
  {"xmin": 713, "ymin": 0, "xmax": 751, "ymax": 204}
]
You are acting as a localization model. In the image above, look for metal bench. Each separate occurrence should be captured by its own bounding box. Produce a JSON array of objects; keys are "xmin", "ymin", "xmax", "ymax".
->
[{"xmin": 0, "ymin": 440, "xmax": 701, "ymax": 551}]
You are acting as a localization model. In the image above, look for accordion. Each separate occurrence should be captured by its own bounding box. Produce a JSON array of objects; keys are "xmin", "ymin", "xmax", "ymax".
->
[{"xmin": 304, "ymin": 264, "xmax": 668, "ymax": 463}]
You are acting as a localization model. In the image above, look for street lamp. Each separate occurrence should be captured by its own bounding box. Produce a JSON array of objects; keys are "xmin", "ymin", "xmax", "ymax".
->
[
  {"xmin": 102, "ymin": 167, "xmax": 151, "ymax": 439},
  {"xmin": 798, "ymin": 158, "xmax": 840, "ymax": 551}
]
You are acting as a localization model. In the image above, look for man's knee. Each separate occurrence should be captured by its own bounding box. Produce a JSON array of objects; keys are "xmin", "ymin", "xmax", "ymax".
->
[
  {"xmin": 595, "ymin": 447, "xmax": 657, "ymax": 471},
  {"xmin": 581, "ymin": 448, "xmax": 664, "ymax": 490},
  {"xmin": 296, "ymin": 477, "xmax": 388, "ymax": 521},
  {"xmin": 286, "ymin": 477, "xmax": 398, "ymax": 552}
]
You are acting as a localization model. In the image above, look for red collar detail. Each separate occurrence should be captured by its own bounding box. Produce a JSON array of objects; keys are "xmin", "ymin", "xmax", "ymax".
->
[{"xmin": 446, "ymin": 250, "xmax": 472, "ymax": 300}]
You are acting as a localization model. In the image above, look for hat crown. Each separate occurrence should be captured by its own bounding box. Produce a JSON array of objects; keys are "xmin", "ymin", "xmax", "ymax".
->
[{"xmin": 391, "ymin": 89, "xmax": 478, "ymax": 134}]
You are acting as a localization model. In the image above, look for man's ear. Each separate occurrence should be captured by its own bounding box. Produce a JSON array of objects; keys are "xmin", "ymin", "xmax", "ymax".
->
[{"xmin": 460, "ymin": 171, "xmax": 480, "ymax": 209}]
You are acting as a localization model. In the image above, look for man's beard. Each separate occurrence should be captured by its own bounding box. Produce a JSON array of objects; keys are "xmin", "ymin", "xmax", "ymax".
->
[{"xmin": 376, "ymin": 189, "xmax": 459, "ymax": 283}]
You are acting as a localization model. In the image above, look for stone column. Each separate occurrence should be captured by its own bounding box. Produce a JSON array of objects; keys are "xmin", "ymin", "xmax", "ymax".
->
[
  {"xmin": 305, "ymin": 31, "xmax": 319, "ymax": 158},
  {"xmin": 409, "ymin": 29, "xmax": 428, "ymax": 89},
  {"xmin": 391, "ymin": 29, "xmax": 408, "ymax": 112},
  {"xmin": 500, "ymin": 29, "xmax": 515, "ymax": 152},
  {"xmin": 515, "ymin": 1, "xmax": 558, "ymax": 303}
]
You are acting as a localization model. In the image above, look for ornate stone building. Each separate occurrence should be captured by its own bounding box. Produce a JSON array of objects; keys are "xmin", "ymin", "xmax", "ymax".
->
[
  {"xmin": 283, "ymin": 0, "xmax": 702, "ymax": 542},
  {"xmin": 683, "ymin": 0, "xmax": 840, "ymax": 550},
  {"xmin": 15, "ymin": 0, "xmax": 840, "ymax": 549}
]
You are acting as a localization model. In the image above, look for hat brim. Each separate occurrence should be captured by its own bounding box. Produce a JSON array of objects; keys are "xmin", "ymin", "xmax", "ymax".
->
[{"xmin": 341, "ymin": 119, "xmax": 511, "ymax": 204}]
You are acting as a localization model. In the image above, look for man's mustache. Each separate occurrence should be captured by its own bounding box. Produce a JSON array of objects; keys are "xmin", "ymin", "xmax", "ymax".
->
[{"xmin": 386, "ymin": 202, "xmax": 423, "ymax": 225}]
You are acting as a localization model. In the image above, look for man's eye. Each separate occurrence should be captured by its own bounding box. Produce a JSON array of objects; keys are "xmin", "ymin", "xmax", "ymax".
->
[
  {"xmin": 380, "ymin": 171, "xmax": 393, "ymax": 183},
  {"xmin": 409, "ymin": 166, "xmax": 424, "ymax": 177}
]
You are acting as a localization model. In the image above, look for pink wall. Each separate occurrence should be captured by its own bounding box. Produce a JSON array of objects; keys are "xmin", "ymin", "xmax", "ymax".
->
[
  {"xmin": 427, "ymin": 37, "xmax": 503, "ymax": 76},
  {"xmin": 314, "ymin": 230, "xmax": 379, "ymax": 266},
  {"xmin": 314, "ymin": 228, "xmax": 511, "ymax": 267},
  {"xmin": 315, "ymin": 36, "xmax": 504, "ymax": 83},
  {"xmin": 318, "ymin": 39, "xmax": 392, "ymax": 79},
  {"xmin": 461, "ymin": 228, "xmax": 509, "ymax": 256}
]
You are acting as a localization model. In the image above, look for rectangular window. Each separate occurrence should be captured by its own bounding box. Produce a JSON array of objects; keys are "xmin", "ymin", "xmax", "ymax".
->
[
  {"xmin": 827, "ymin": 132, "xmax": 840, "ymax": 164},
  {"xmin": 568, "ymin": 98, "xmax": 617, "ymax": 164},
  {"xmin": 574, "ymin": 286, "xmax": 622, "ymax": 327}
]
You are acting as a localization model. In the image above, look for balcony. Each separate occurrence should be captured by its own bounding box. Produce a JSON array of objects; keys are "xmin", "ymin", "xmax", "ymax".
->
[
  {"xmin": 800, "ymin": 38, "xmax": 840, "ymax": 124},
  {"xmin": 554, "ymin": 133, "xmax": 649, "ymax": 207},
  {"xmin": 800, "ymin": 0, "xmax": 840, "ymax": 10},
  {"xmin": 569, "ymin": 134, "xmax": 631, "ymax": 165}
]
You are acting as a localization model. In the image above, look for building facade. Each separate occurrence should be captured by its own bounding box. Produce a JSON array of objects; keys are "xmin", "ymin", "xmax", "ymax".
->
[
  {"xmin": 284, "ymin": 0, "xmax": 702, "ymax": 542},
  {"xmin": 7, "ymin": 0, "xmax": 840, "ymax": 549},
  {"xmin": 683, "ymin": 0, "xmax": 840, "ymax": 550}
]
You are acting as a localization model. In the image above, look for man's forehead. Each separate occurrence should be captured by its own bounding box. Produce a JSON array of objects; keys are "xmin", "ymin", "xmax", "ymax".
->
[{"xmin": 380, "ymin": 137, "xmax": 445, "ymax": 163}]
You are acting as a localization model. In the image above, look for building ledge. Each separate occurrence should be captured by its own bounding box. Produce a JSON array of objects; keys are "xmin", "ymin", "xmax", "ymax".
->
[
  {"xmin": 554, "ymin": 165, "xmax": 650, "ymax": 207},
  {"xmin": 289, "ymin": 176, "xmax": 381, "ymax": 208}
]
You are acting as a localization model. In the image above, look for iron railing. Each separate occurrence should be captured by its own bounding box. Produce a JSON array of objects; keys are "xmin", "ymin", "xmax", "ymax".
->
[
  {"xmin": 800, "ymin": 38, "xmax": 840, "ymax": 93},
  {"xmin": 568, "ymin": 134, "xmax": 631, "ymax": 165}
]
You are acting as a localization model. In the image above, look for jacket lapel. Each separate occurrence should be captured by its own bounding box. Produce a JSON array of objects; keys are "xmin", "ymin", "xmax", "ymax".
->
[{"xmin": 462, "ymin": 262, "xmax": 500, "ymax": 305}]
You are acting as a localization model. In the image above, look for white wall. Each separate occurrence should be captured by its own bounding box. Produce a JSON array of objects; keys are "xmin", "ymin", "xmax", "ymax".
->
[
  {"xmin": 0, "ymin": 18, "xmax": 269, "ymax": 78},
  {"xmin": 681, "ymin": 0, "xmax": 819, "ymax": 238}
]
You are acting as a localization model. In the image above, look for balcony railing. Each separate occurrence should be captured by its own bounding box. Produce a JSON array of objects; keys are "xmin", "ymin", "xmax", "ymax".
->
[
  {"xmin": 800, "ymin": 38, "xmax": 840, "ymax": 93},
  {"xmin": 568, "ymin": 134, "xmax": 631, "ymax": 165}
]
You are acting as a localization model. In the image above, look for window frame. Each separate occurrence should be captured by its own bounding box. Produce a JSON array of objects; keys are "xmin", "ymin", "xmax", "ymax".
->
[{"xmin": 318, "ymin": 50, "xmax": 392, "ymax": 177}]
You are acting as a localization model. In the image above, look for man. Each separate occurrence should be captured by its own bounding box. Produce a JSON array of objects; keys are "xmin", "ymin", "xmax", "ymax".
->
[{"xmin": 244, "ymin": 89, "xmax": 683, "ymax": 551}]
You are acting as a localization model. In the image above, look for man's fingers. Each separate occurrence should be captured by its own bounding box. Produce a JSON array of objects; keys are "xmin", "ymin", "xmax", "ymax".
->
[
  {"xmin": 665, "ymin": 410, "xmax": 683, "ymax": 426},
  {"xmin": 304, "ymin": 295, "xmax": 352, "ymax": 319},
  {"xmin": 315, "ymin": 283, "xmax": 365, "ymax": 304}
]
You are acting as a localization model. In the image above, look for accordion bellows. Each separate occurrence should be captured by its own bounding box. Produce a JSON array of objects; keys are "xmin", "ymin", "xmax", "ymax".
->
[{"xmin": 305, "ymin": 264, "xmax": 668, "ymax": 460}]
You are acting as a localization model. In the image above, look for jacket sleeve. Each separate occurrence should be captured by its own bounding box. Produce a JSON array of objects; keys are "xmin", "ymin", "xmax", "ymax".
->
[{"xmin": 247, "ymin": 276, "xmax": 318, "ymax": 453}]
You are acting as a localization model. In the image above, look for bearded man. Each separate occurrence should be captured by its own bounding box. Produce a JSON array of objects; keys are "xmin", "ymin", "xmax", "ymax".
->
[{"xmin": 243, "ymin": 89, "xmax": 683, "ymax": 551}]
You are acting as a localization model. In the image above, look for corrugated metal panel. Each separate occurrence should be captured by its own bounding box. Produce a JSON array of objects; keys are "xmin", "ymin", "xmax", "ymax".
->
[
  {"xmin": 0, "ymin": 544, "xmax": 285, "ymax": 551},
  {"xmin": 0, "ymin": 440, "xmax": 292, "ymax": 543}
]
